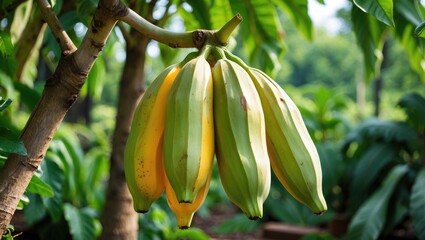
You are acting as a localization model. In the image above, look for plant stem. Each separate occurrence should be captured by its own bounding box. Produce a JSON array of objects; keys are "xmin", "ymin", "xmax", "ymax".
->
[
  {"xmin": 120, "ymin": 10, "xmax": 243, "ymax": 49},
  {"xmin": 120, "ymin": 8, "xmax": 197, "ymax": 48},
  {"xmin": 215, "ymin": 13, "xmax": 243, "ymax": 45}
]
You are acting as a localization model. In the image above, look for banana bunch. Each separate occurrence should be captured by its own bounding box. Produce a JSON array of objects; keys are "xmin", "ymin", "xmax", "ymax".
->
[{"xmin": 124, "ymin": 45, "xmax": 327, "ymax": 228}]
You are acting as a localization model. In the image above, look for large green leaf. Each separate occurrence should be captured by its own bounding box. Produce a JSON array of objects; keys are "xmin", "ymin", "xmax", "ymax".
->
[
  {"xmin": 13, "ymin": 82, "xmax": 42, "ymax": 111},
  {"xmin": 271, "ymin": 0, "xmax": 313, "ymax": 40},
  {"xmin": 229, "ymin": 0, "xmax": 285, "ymax": 76},
  {"xmin": 351, "ymin": 6, "xmax": 388, "ymax": 81},
  {"xmin": 393, "ymin": 1, "xmax": 425, "ymax": 82},
  {"xmin": 353, "ymin": 0, "xmax": 395, "ymax": 26},
  {"xmin": 349, "ymin": 143, "xmax": 397, "ymax": 212},
  {"xmin": 26, "ymin": 174, "xmax": 54, "ymax": 197},
  {"xmin": 356, "ymin": 118, "xmax": 417, "ymax": 143},
  {"xmin": 185, "ymin": 0, "xmax": 212, "ymax": 29},
  {"xmin": 210, "ymin": 0, "xmax": 233, "ymax": 30},
  {"xmin": 0, "ymin": 128, "xmax": 27, "ymax": 156},
  {"xmin": 344, "ymin": 165, "xmax": 408, "ymax": 240},
  {"xmin": 81, "ymin": 55, "xmax": 105, "ymax": 101},
  {"xmin": 23, "ymin": 194, "xmax": 47, "ymax": 226},
  {"xmin": 410, "ymin": 169, "xmax": 425, "ymax": 239},
  {"xmin": 395, "ymin": 0, "xmax": 423, "ymax": 25},
  {"xmin": 64, "ymin": 204, "xmax": 100, "ymax": 240},
  {"xmin": 398, "ymin": 92, "xmax": 425, "ymax": 130},
  {"xmin": 41, "ymin": 157, "xmax": 64, "ymax": 222},
  {"xmin": 317, "ymin": 143, "xmax": 344, "ymax": 196}
]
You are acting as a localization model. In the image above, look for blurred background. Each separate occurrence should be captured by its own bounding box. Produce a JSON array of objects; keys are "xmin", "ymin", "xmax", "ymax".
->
[{"xmin": 1, "ymin": 0, "xmax": 425, "ymax": 239}]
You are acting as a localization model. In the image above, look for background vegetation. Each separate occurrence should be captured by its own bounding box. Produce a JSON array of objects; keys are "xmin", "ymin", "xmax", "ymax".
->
[{"xmin": 1, "ymin": 0, "xmax": 425, "ymax": 239}]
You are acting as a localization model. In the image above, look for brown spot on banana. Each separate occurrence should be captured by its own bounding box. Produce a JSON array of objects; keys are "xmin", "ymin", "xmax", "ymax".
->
[{"xmin": 240, "ymin": 96, "xmax": 247, "ymax": 111}]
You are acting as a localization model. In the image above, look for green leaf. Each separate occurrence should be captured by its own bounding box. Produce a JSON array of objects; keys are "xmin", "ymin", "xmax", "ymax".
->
[
  {"xmin": 398, "ymin": 92, "xmax": 425, "ymax": 130},
  {"xmin": 351, "ymin": 6, "xmax": 388, "ymax": 81},
  {"xmin": 301, "ymin": 233, "xmax": 336, "ymax": 240},
  {"xmin": 410, "ymin": 169, "xmax": 425, "ymax": 239},
  {"xmin": 23, "ymin": 194, "xmax": 47, "ymax": 226},
  {"xmin": 317, "ymin": 143, "xmax": 344, "ymax": 196},
  {"xmin": 0, "ymin": 31, "xmax": 17, "ymax": 79},
  {"xmin": 0, "ymin": 98, "xmax": 12, "ymax": 112},
  {"xmin": 41, "ymin": 158, "xmax": 64, "ymax": 222},
  {"xmin": 81, "ymin": 55, "xmax": 105, "ymax": 101},
  {"xmin": 344, "ymin": 165, "xmax": 408, "ymax": 240},
  {"xmin": 393, "ymin": 3, "xmax": 425, "ymax": 82},
  {"xmin": 212, "ymin": 214, "xmax": 260, "ymax": 234},
  {"xmin": 415, "ymin": 21, "xmax": 425, "ymax": 38},
  {"xmin": 185, "ymin": 0, "xmax": 212, "ymax": 29},
  {"xmin": 395, "ymin": 0, "xmax": 422, "ymax": 25},
  {"xmin": 357, "ymin": 118, "xmax": 417, "ymax": 143},
  {"xmin": 0, "ymin": 31, "xmax": 14, "ymax": 57},
  {"xmin": 64, "ymin": 204, "xmax": 100, "ymax": 240},
  {"xmin": 353, "ymin": 0, "xmax": 395, "ymax": 27},
  {"xmin": 0, "ymin": 131, "xmax": 27, "ymax": 156},
  {"xmin": 13, "ymin": 82, "xmax": 41, "ymax": 111},
  {"xmin": 229, "ymin": 0, "xmax": 285, "ymax": 75},
  {"xmin": 26, "ymin": 174, "xmax": 54, "ymax": 197},
  {"xmin": 170, "ymin": 228, "xmax": 210, "ymax": 240},
  {"xmin": 210, "ymin": 0, "xmax": 233, "ymax": 30},
  {"xmin": 349, "ymin": 143, "xmax": 397, "ymax": 212},
  {"xmin": 271, "ymin": 0, "xmax": 313, "ymax": 40}
]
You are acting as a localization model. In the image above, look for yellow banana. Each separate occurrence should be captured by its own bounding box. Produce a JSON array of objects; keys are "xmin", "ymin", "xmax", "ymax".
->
[
  {"xmin": 212, "ymin": 58, "xmax": 271, "ymax": 219},
  {"xmin": 124, "ymin": 65, "xmax": 180, "ymax": 213},
  {"xmin": 163, "ymin": 56, "xmax": 214, "ymax": 203},
  {"xmin": 224, "ymin": 50, "xmax": 327, "ymax": 214},
  {"xmin": 165, "ymin": 168, "xmax": 212, "ymax": 229}
]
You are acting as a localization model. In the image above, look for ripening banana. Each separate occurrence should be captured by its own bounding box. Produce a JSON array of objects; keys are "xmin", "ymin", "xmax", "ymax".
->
[
  {"xmin": 124, "ymin": 65, "xmax": 180, "ymax": 213},
  {"xmin": 225, "ymin": 51, "xmax": 327, "ymax": 214},
  {"xmin": 251, "ymin": 68, "xmax": 327, "ymax": 214},
  {"xmin": 212, "ymin": 58, "xmax": 271, "ymax": 220},
  {"xmin": 165, "ymin": 167, "xmax": 212, "ymax": 229},
  {"xmin": 163, "ymin": 56, "xmax": 214, "ymax": 203}
]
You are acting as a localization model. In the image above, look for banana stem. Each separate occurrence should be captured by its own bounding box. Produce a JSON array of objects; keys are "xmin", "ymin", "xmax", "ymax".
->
[
  {"xmin": 223, "ymin": 49, "xmax": 250, "ymax": 69},
  {"xmin": 215, "ymin": 13, "xmax": 243, "ymax": 45},
  {"xmin": 120, "ymin": 9, "xmax": 243, "ymax": 49},
  {"xmin": 120, "ymin": 9, "xmax": 196, "ymax": 48}
]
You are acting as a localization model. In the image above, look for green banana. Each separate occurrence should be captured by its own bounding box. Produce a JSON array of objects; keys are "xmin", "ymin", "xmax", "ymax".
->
[
  {"xmin": 225, "ymin": 51, "xmax": 327, "ymax": 214},
  {"xmin": 163, "ymin": 56, "xmax": 215, "ymax": 203},
  {"xmin": 212, "ymin": 58, "xmax": 271, "ymax": 219}
]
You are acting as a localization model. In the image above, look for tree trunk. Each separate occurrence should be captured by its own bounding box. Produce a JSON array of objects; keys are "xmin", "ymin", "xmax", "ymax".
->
[{"xmin": 99, "ymin": 30, "xmax": 149, "ymax": 240}]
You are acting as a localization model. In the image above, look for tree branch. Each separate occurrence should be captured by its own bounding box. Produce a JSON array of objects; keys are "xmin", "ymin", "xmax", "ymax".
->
[
  {"xmin": 35, "ymin": 0, "xmax": 76, "ymax": 54},
  {"xmin": 116, "ymin": 22, "xmax": 133, "ymax": 46},
  {"xmin": 120, "ymin": 8, "xmax": 199, "ymax": 48}
]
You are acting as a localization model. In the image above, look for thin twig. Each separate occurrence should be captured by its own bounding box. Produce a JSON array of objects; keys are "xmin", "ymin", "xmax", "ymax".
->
[{"xmin": 35, "ymin": 0, "xmax": 77, "ymax": 54}]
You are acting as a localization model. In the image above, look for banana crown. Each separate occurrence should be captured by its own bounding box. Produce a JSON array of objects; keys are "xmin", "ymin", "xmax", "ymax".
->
[{"xmin": 124, "ymin": 45, "xmax": 327, "ymax": 228}]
